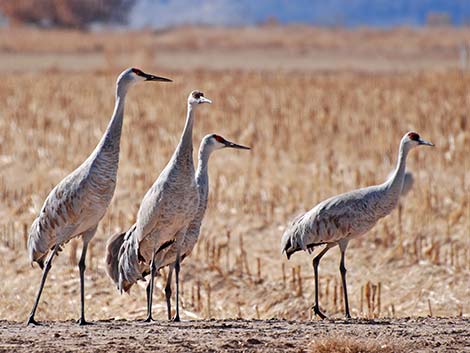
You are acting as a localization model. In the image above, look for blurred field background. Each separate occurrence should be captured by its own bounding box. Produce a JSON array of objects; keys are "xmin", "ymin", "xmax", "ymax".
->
[{"xmin": 0, "ymin": 1, "xmax": 469, "ymax": 324}]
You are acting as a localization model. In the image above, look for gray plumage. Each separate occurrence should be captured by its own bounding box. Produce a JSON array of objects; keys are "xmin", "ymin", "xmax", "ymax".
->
[
  {"xmin": 116, "ymin": 91, "xmax": 212, "ymax": 322},
  {"xmin": 388, "ymin": 170, "xmax": 414, "ymax": 198},
  {"xmin": 159, "ymin": 134, "xmax": 250, "ymax": 268},
  {"xmin": 281, "ymin": 131, "xmax": 433, "ymax": 319},
  {"xmin": 158, "ymin": 134, "xmax": 250, "ymax": 320},
  {"xmin": 26, "ymin": 68, "xmax": 171, "ymax": 326},
  {"xmin": 106, "ymin": 134, "xmax": 250, "ymax": 320}
]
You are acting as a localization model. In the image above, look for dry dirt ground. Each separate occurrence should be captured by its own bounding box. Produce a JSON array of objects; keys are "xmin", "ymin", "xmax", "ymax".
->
[{"xmin": 0, "ymin": 317, "xmax": 469, "ymax": 352}]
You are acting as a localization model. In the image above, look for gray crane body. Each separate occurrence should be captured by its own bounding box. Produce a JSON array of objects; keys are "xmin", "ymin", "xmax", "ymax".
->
[
  {"xmin": 106, "ymin": 134, "xmax": 249, "ymax": 321},
  {"xmin": 26, "ymin": 68, "xmax": 171, "ymax": 325},
  {"xmin": 157, "ymin": 134, "xmax": 250, "ymax": 321},
  {"xmin": 282, "ymin": 140, "xmax": 408, "ymax": 258},
  {"xmin": 29, "ymin": 80, "xmax": 126, "ymax": 266},
  {"xmin": 117, "ymin": 91, "xmax": 211, "ymax": 294},
  {"xmin": 158, "ymin": 134, "xmax": 250, "ymax": 270},
  {"xmin": 281, "ymin": 132, "xmax": 433, "ymax": 319}
]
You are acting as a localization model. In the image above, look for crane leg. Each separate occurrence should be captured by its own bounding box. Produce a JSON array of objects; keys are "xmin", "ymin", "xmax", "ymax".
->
[
  {"xmin": 165, "ymin": 265, "xmax": 174, "ymax": 321},
  {"xmin": 26, "ymin": 243, "xmax": 60, "ymax": 326},
  {"xmin": 77, "ymin": 227, "xmax": 96, "ymax": 326},
  {"xmin": 339, "ymin": 240, "xmax": 351, "ymax": 319},
  {"xmin": 311, "ymin": 244, "xmax": 334, "ymax": 320},
  {"xmin": 173, "ymin": 252, "xmax": 181, "ymax": 322},
  {"xmin": 144, "ymin": 252, "xmax": 157, "ymax": 322}
]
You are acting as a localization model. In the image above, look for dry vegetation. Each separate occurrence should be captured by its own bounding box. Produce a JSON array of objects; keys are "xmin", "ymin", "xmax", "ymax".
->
[
  {"xmin": 2, "ymin": 26, "xmax": 470, "ymax": 72},
  {"xmin": 2, "ymin": 25, "xmax": 470, "ymax": 53},
  {"xmin": 0, "ymin": 27, "xmax": 468, "ymax": 351}
]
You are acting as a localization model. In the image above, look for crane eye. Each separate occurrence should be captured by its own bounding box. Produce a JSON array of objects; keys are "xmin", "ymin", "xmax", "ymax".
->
[{"xmin": 407, "ymin": 132, "xmax": 420, "ymax": 141}]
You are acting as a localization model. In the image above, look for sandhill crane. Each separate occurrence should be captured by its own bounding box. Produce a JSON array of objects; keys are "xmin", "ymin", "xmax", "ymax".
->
[
  {"xmin": 116, "ymin": 91, "xmax": 211, "ymax": 322},
  {"xmin": 26, "ymin": 68, "xmax": 171, "ymax": 326},
  {"xmin": 281, "ymin": 132, "xmax": 433, "ymax": 319},
  {"xmin": 106, "ymin": 134, "xmax": 249, "ymax": 321}
]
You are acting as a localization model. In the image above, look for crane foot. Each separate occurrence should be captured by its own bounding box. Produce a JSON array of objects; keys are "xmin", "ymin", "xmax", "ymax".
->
[
  {"xmin": 172, "ymin": 315, "xmax": 180, "ymax": 322},
  {"xmin": 26, "ymin": 316, "xmax": 41, "ymax": 326},
  {"xmin": 312, "ymin": 305, "xmax": 327, "ymax": 320},
  {"xmin": 143, "ymin": 316, "xmax": 154, "ymax": 323},
  {"xmin": 78, "ymin": 318, "xmax": 93, "ymax": 326}
]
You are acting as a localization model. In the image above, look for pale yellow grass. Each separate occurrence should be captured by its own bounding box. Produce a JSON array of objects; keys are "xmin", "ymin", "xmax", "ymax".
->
[
  {"xmin": 2, "ymin": 26, "xmax": 470, "ymax": 72},
  {"xmin": 0, "ymin": 67, "xmax": 468, "ymax": 322}
]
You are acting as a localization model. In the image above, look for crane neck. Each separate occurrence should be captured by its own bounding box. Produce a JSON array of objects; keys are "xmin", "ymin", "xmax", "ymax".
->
[
  {"xmin": 93, "ymin": 84, "xmax": 128, "ymax": 158},
  {"xmin": 195, "ymin": 144, "xmax": 212, "ymax": 213},
  {"xmin": 173, "ymin": 103, "xmax": 195, "ymax": 164},
  {"xmin": 197, "ymin": 144, "xmax": 212, "ymax": 179},
  {"xmin": 386, "ymin": 140, "xmax": 409, "ymax": 194}
]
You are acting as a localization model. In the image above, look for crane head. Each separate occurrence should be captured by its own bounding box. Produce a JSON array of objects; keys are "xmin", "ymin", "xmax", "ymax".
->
[
  {"xmin": 204, "ymin": 134, "xmax": 251, "ymax": 151},
  {"xmin": 117, "ymin": 68, "xmax": 172, "ymax": 86},
  {"xmin": 404, "ymin": 131, "xmax": 434, "ymax": 148},
  {"xmin": 188, "ymin": 90, "xmax": 212, "ymax": 106}
]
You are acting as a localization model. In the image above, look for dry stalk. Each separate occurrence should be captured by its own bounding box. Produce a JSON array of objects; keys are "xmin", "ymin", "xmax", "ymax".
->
[
  {"xmin": 325, "ymin": 277, "xmax": 330, "ymax": 306},
  {"xmin": 296, "ymin": 266, "xmax": 303, "ymax": 297},
  {"xmin": 191, "ymin": 285, "xmax": 195, "ymax": 308},
  {"xmin": 22, "ymin": 223, "xmax": 28, "ymax": 249},
  {"xmin": 291, "ymin": 267, "xmax": 297, "ymax": 291},
  {"xmin": 282, "ymin": 263, "xmax": 286, "ymax": 288},
  {"xmin": 333, "ymin": 279, "xmax": 338, "ymax": 311},
  {"xmin": 365, "ymin": 281, "xmax": 371, "ymax": 318},
  {"xmin": 237, "ymin": 301, "xmax": 243, "ymax": 319},
  {"xmin": 205, "ymin": 282, "xmax": 211, "ymax": 319},
  {"xmin": 360, "ymin": 285, "xmax": 364, "ymax": 316},
  {"xmin": 196, "ymin": 281, "xmax": 201, "ymax": 311},
  {"xmin": 377, "ymin": 282, "xmax": 381, "ymax": 317},
  {"xmin": 225, "ymin": 229, "xmax": 231, "ymax": 272},
  {"xmin": 371, "ymin": 283, "xmax": 377, "ymax": 317}
]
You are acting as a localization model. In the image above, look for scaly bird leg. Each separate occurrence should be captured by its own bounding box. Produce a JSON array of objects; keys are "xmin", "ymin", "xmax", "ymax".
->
[
  {"xmin": 339, "ymin": 240, "xmax": 351, "ymax": 319},
  {"xmin": 173, "ymin": 252, "xmax": 181, "ymax": 322},
  {"xmin": 311, "ymin": 244, "xmax": 335, "ymax": 320},
  {"xmin": 165, "ymin": 265, "xmax": 174, "ymax": 321},
  {"xmin": 26, "ymin": 243, "xmax": 60, "ymax": 326},
  {"xmin": 144, "ymin": 251, "xmax": 157, "ymax": 322},
  {"xmin": 78, "ymin": 227, "xmax": 96, "ymax": 326}
]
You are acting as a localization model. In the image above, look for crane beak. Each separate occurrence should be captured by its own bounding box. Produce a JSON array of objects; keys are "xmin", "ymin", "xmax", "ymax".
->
[
  {"xmin": 199, "ymin": 97, "xmax": 212, "ymax": 104},
  {"xmin": 224, "ymin": 140, "xmax": 250, "ymax": 150},
  {"xmin": 144, "ymin": 73, "xmax": 172, "ymax": 82},
  {"xmin": 418, "ymin": 138, "xmax": 434, "ymax": 147}
]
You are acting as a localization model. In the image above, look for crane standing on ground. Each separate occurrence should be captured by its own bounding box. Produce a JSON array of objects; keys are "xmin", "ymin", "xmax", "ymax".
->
[
  {"xmin": 116, "ymin": 91, "xmax": 211, "ymax": 322},
  {"xmin": 281, "ymin": 131, "xmax": 434, "ymax": 319},
  {"xmin": 106, "ymin": 134, "xmax": 250, "ymax": 321},
  {"xmin": 27, "ymin": 68, "xmax": 171, "ymax": 326}
]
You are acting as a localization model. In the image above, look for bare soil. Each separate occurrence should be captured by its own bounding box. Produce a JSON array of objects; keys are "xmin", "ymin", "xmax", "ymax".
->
[{"xmin": 0, "ymin": 318, "xmax": 468, "ymax": 352}]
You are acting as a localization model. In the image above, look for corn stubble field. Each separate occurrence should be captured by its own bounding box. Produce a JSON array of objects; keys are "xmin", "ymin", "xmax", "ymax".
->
[{"xmin": 0, "ymin": 26, "xmax": 469, "ymax": 352}]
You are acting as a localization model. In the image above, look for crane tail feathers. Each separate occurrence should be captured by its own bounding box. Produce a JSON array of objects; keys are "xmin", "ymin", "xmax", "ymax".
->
[
  {"xmin": 28, "ymin": 217, "xmax": 53, "ymax": 268},
  {"xmin": 105, "ymin": 230, "xmax": 127, "ymax": 288},
  {"xmin": 117, "ymin": 225, "xmax": 145, "ymax": 293}
]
